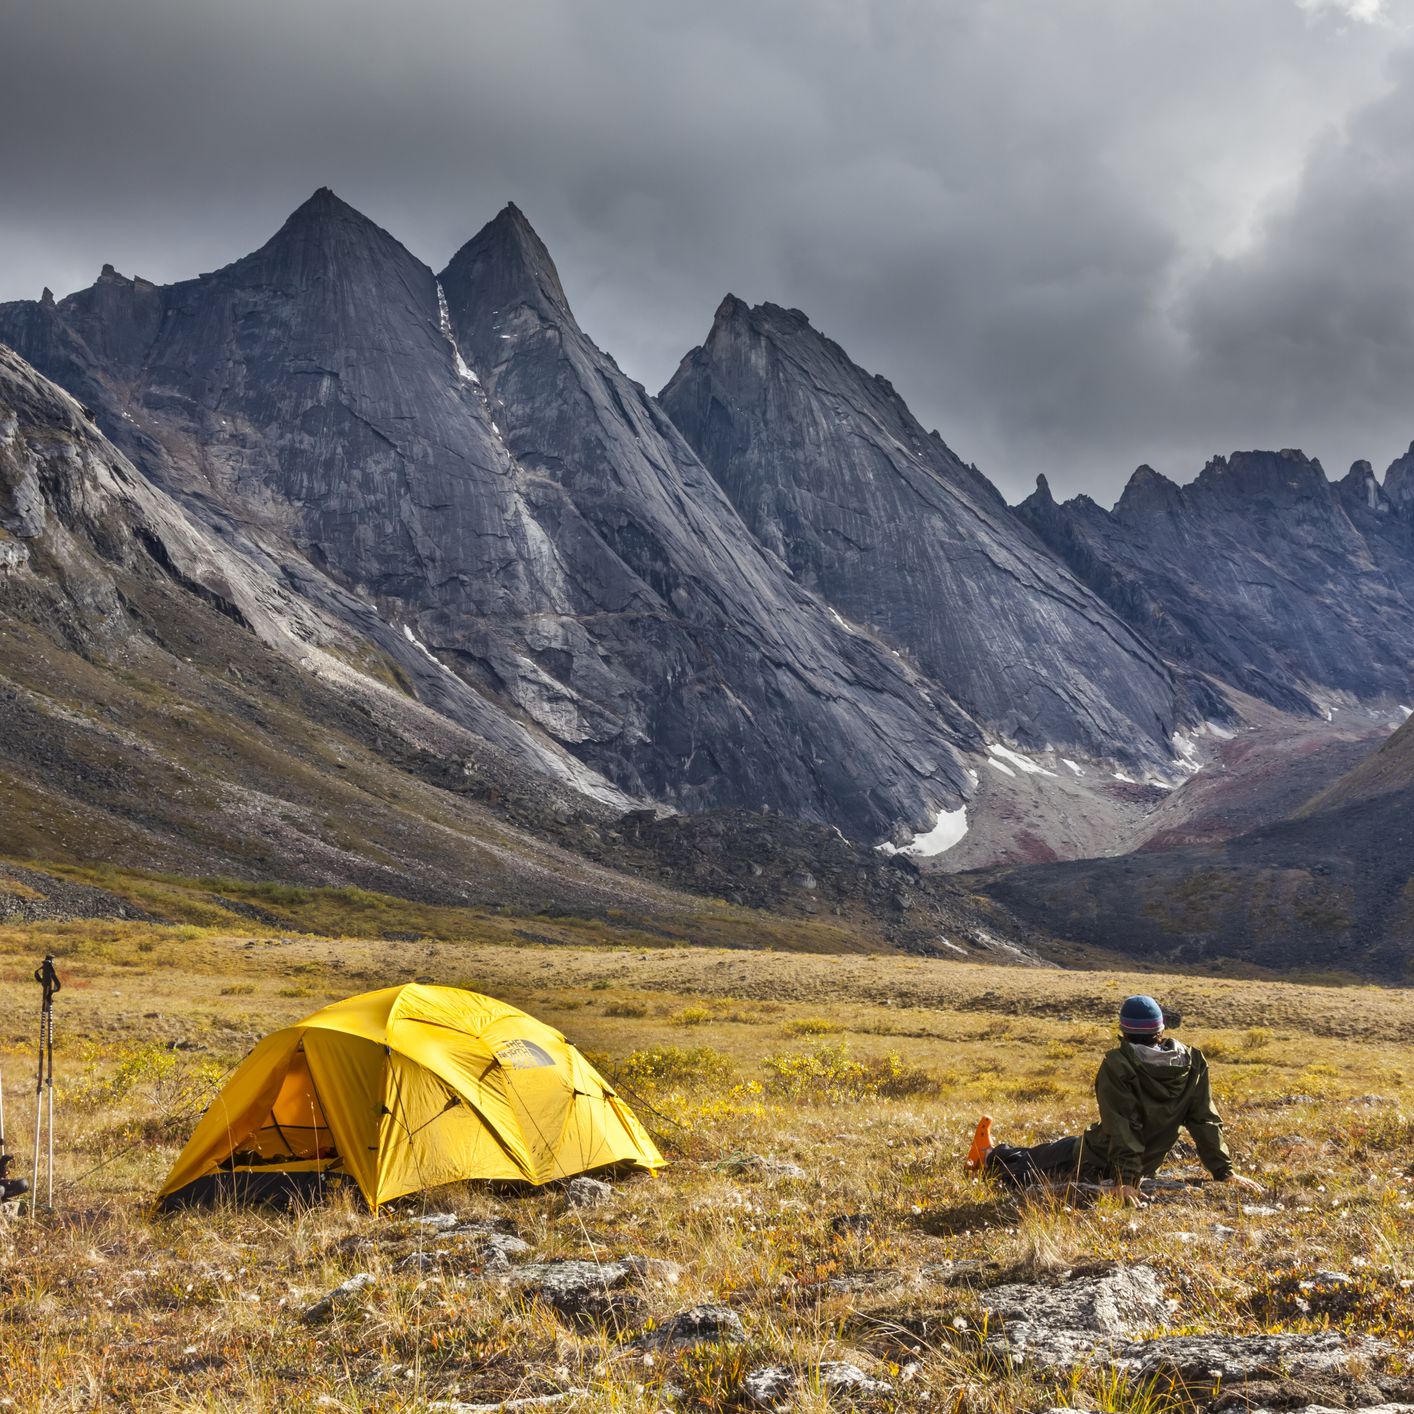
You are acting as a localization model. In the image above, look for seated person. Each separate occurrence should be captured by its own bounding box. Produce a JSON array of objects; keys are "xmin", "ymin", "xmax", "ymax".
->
[{"xmin": 965, "ymin": 994, "xmax": 1262, "ymax": 1203}]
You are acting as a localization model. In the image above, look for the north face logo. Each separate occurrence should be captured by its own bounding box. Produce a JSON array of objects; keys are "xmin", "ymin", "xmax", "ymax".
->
[{"xmin": 495, "ymin": 1038, "xmax": 556, "ymax": 1070}]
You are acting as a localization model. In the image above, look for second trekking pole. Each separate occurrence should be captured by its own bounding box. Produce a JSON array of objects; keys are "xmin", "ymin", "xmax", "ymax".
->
[{"xmin": 31, "ymin": 955, "xmax": 60, "ymax": 1213}]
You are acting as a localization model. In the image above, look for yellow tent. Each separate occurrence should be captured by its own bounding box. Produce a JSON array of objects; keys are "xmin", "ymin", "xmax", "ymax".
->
[{"xmin": 157, "ymin": 983, "xmax": 664, "ymax": 1210}]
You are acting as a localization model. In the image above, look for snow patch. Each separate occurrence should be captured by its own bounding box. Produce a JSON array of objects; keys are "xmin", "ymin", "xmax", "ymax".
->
[
  {"xmin": 1170, "ymin": 730, "xmax": 1204, "ymax": 778},
  {"xmin": 436, "ymin": 281, "xmax": 481, "ymax": 385},
  {"xmin": 827, "ymin": 608, "xmax": 850, "ymax": 630},
  {"xmin": 987, "ymin": 758, "xmax": 1016, "ymax": 779},
  {"xmin": 987, "ymin": 743, "xmax": 1055, "ymax": 777},
  {"xmin": 1399, "ymin": 705, "xmax": 1412, "ymax": 721},
  {"xmin": 936, "ymin": 937, "xmax": 969, "ymax": 957},
  {"xmin": 877, "ymin": 805, "xmax": 968, "ymax": 859},
  {"xmin": 1111, "ymin": 771, "xmax": 1138, "ymax": 784},
  {"xmin": 401, "ymin": 623, "xmax": 456, "ymax": 677},
  {"xmin": 964, "ymin": 767, "xmax": 980, "ymax": 788},
  {"xmin": 1062, "ymin": 758, "xmax": 1084, "ymax": 777}
]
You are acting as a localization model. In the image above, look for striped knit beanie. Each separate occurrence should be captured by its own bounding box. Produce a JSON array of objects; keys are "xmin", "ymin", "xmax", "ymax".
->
[{"xmin": 1119, "ymin": 994, "xmax": 1165, "ymax": 1037}]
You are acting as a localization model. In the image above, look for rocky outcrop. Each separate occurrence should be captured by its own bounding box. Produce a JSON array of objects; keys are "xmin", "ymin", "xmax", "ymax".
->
[
  {"xmin": 1018, "ymin": 450, "xmax": 1414, "ymax": 714},
  {"xmin": 502, "ymin": 1256, "xmax": 680, "ymax": 1324},
  {"xmin": 634, "ymin": 1304, "xmax": 746, "ymax": 1351},
  {"xmin": 660, "ymin": 298, "xmax": 1219, "ymax": 770},
  {"xmin": 980, "ymin": 1264, "xmax": 1173, "ymax": 1368}
]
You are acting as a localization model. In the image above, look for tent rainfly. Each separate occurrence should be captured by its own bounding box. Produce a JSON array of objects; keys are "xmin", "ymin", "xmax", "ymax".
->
[{"xmin": 157, "ymin": 984, "xmax": 665, "ymax": 1210}]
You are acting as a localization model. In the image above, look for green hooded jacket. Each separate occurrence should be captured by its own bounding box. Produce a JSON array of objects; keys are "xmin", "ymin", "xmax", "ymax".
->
[{"xmin": 1079, "ymin": 1038, "xmax": 1232, "ymax": 1184}]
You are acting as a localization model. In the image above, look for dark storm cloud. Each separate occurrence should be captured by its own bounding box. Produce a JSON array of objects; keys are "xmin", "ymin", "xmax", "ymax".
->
[{"xmin": 1, "ymin": 0, "xmax": 1410, "ymax": 500}]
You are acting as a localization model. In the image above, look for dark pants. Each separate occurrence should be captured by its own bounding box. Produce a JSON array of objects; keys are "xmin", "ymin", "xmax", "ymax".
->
[{"xmin": 985, "ymin": 1135, "xmax": 1093, "ymax": 1189}]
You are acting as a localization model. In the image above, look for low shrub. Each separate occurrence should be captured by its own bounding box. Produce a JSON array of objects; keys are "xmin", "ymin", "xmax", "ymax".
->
[
  {"xmin": 761, "ymin": 1041, "xmax": 936, "ymax": 1101},
  {"xmin": 614, "ymin": 1045, "xmax": 735, "ymax": 1089},
  {"xmin": 784, "ymin": 1016, "xmax": 843, "ymax": 1036}
]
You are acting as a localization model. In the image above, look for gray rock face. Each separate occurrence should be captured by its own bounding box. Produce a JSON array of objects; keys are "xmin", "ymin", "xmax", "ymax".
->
[
  {"xmin": 0, "ymin": 343, "xmax": 670, "ymax": 906},
  {"xmin": 0, "ymin": 192, "xmax": 976, "ymax": 842},
  {"xmin": 661, "ymin": 298, "xmax": 1215, "ymax": 771},
  {"xmin": 1018, "ymin": 453, "xmax": 1414, "ymax": 714}
]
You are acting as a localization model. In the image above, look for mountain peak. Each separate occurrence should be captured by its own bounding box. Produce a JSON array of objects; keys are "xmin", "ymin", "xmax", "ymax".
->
[
  {"xmin": 289, "ymin": 185, "xmax": 350, "ymax": 218},
  {"xmin": 240, "ymin": 187, "xmax": 427, "ymax": 291},
  {"xmin": 1115, "ymin": 463, "xmax": 1182, "ymax": 518},
  {"xmin": 1338, "ymin": 459, "xmax": 1387, "ymax": 514},
  {"xmin": 442, "ymin": 203, "xmax": 571, "ymax": 319},
  {"xmin": 1386, "ymin": 443, "xmax": 1414, "ymax": 507},
  {"xmin": 713, "ymin": 292, "xmax": 749, "ymax": 325},
  {"xmin": 1194, "ymin": 448, "xmax": 1329, "ymax": 504}
]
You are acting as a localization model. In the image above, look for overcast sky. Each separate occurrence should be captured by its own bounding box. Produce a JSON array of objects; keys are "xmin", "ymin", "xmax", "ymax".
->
[{"xmin": 5, "ymin": 0, "xmax": 1414, "ymax": 502}]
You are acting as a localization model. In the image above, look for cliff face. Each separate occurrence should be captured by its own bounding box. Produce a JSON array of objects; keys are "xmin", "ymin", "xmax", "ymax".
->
[
  {"xmin": 1017, "ymin": 450, "xmax": 1414, "ymax": 714},
  {"xmin": 0, "ymin": 192, "xmax": 976, "ymax": 841},
  {"xmin": 0, "ymin": 343, "xmax": 627, "ymax": 902},
  {"xmin": 659, "ymin": 298, "xmax": 1217, "ymax": 770}
]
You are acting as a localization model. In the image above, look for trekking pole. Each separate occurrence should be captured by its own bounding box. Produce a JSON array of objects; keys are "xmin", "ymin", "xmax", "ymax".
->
[{"xmin": 31, "ymin": 956, "xmax": 60, "ymax": 1214}]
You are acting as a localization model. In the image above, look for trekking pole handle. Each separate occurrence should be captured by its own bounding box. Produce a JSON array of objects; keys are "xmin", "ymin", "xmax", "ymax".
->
[{"xmin": 34, "ymin": 955, "xmax": 61, "ymax": 1001}]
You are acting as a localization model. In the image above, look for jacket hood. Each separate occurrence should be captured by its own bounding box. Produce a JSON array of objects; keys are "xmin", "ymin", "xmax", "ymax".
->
[{"xmin": 1118, "ymin": 1038, "xmax": 1195, "ymax": 1097}]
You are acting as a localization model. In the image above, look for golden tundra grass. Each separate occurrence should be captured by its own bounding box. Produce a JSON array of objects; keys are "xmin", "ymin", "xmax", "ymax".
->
[{"xmin": 0, "ymin": 919, "xmax": 1412, "ymax": 1411}]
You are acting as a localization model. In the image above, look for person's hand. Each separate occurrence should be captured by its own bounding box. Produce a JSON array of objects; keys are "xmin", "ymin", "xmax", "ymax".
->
[
  {"xmin": 1113, "ymin": 1183, "xmax": 1144, "ymax": 1207},
  {"xmin": 1225, "ymin": 1173, "xmax": 1263, "ymax": 1196}
]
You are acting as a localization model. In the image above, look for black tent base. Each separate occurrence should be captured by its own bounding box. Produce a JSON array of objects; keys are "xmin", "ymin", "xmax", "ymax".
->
[{"xmin": 158, "ymin": 1170, "xmax": 356, "ymax": 1212}]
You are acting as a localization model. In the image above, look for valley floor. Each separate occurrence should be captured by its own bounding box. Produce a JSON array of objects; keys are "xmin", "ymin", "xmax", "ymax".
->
[{"xmin": 0, "ymin": 921, "xmax": 1411, "ymax": 1411}]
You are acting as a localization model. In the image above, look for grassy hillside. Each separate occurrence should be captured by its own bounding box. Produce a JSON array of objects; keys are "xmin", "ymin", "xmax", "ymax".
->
[{"xmin": 0, "ymin": 918, "xmax": 1411, "ymax": 1410}]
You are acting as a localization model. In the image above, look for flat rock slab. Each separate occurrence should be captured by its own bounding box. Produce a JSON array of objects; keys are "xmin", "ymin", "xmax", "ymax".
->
[
  {"xmin": 743, "ymin": 1362, "xmax": 892, "ymax": 1409},
  {"xmin": 403, "ymin": 1212, "xmax": 462, "ymax": 1232},
  {"xmin": 635, "ymin": 1304, "xmax": 746, "ymax": 1350},
  {"xmin": 503, "ymin": 1257, "xmax": 680, "ymax": 1323},
  {"xmin": 1115, "ymin": 1332, "xmax": 1392, "ymax": 1383},
  {"xmin": 720, "ymin": 1155, "xmax": 808, "ymax": 1180},
  {"xmin": 398, "ymin": 1221, "xmax": 532, "ymax": 1272},
  {"xmin": 982, "ymin": 1264, "xmax": 1173, "ymax": 1367}
]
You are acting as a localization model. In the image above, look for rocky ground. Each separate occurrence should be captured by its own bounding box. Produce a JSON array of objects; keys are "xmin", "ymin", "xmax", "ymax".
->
[{"xmin": 0, "ymin": 922, "xmax": 1411, "ymax": 1410}]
